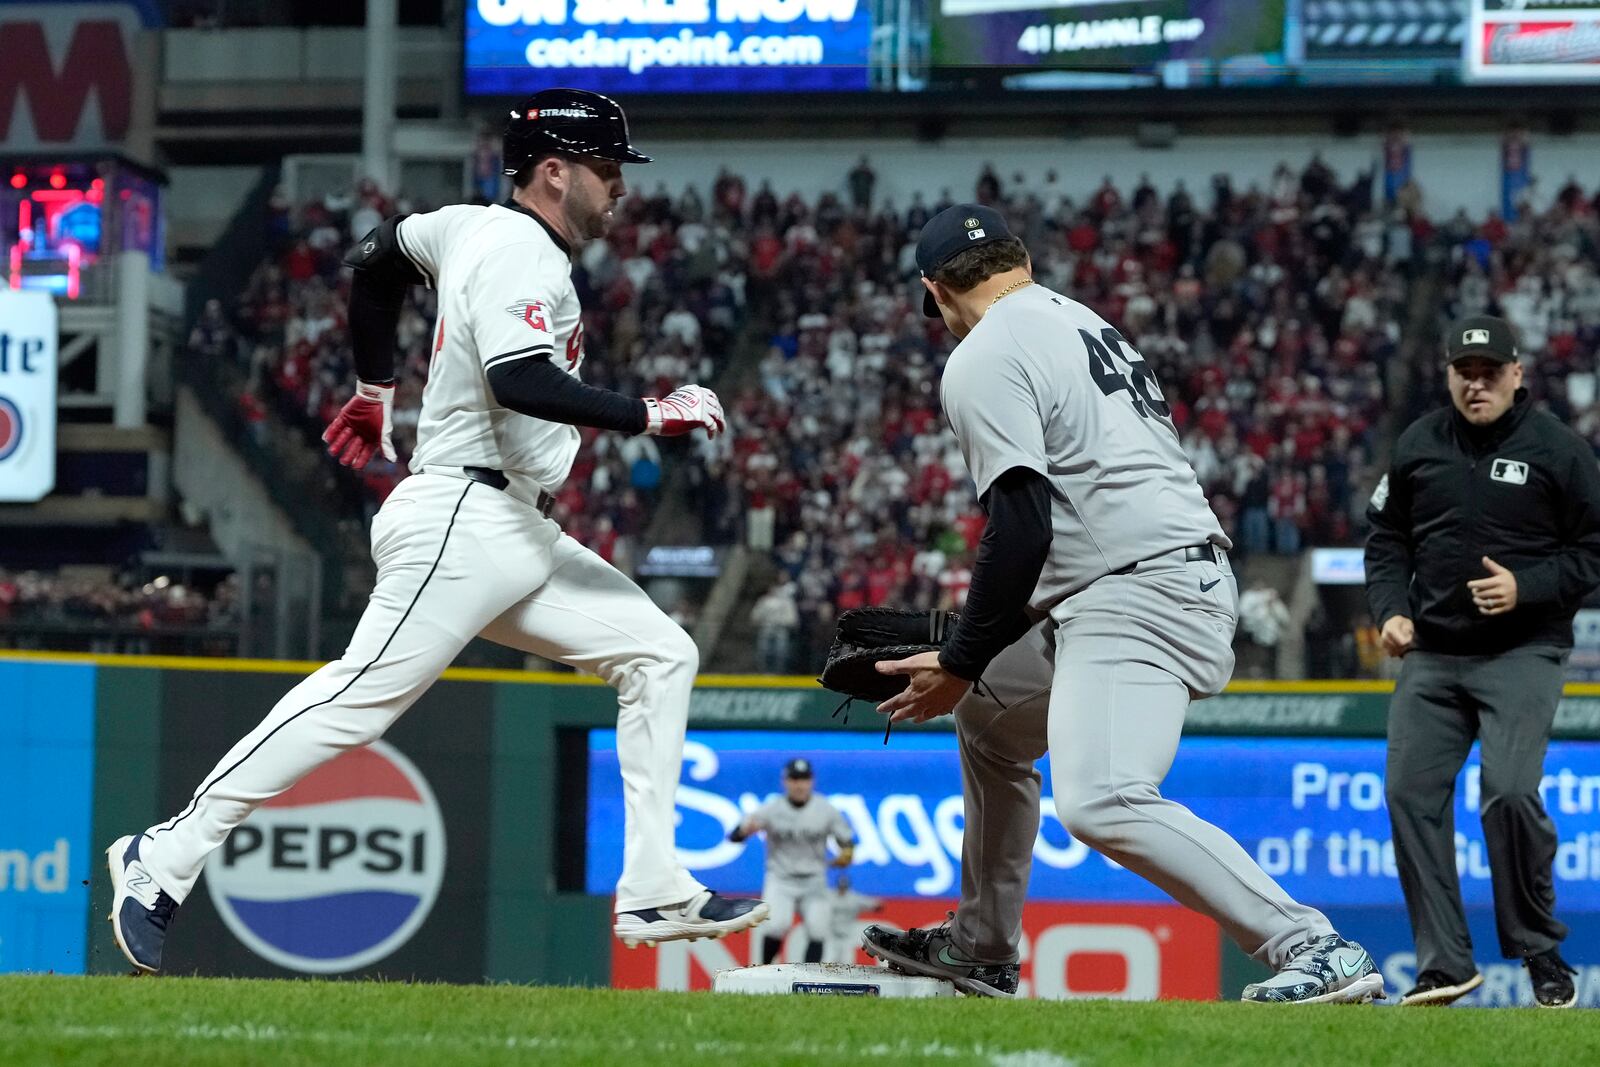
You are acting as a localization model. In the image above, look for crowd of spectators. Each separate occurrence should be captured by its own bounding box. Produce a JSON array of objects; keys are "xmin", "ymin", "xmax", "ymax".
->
[
  {"xmin": 0, "ymin": 569, "xmax": 239, "ymax": 651},
  {"xmin": 180, "ymin": 156, "xmax": 1435, "ymax": 672},
  {"xmin": 1436, "ymin": 179, "xmax": 1600, "ymax": 453},
  {"xmin": 699, "ymin": 157, "xmax": 1412, "ymax": 666}
]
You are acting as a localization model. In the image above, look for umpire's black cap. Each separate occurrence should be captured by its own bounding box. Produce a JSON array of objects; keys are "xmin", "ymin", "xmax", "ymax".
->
[
  {"xmin": 502, "ymin": 88, "xmax": 652, "ymax": 177},
  {"xmin": 915, "ymin": 204, "xmax": 1015, "ymax": 318},
  {"xmin": 1444, "ymin": 315, "xmax": 1518, "ymax": 366},
  {"xmin": 783, "ymin": 758, "xmax": 814, "ymax": 780}
]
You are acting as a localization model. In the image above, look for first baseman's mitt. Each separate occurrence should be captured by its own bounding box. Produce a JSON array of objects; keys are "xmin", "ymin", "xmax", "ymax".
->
[{"xmin": 818, "ymin": 607, "xmax": 957, "ymax": 703}]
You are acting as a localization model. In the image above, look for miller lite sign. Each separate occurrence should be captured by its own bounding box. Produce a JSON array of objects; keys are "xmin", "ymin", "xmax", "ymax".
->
[{"xmin": 0, "ymin": 291, "xmax": 58, "ymax": 502}]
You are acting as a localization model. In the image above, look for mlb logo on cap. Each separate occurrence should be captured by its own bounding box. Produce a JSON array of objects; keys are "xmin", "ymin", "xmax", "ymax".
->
[{"xmin": 1444, "ymin": 315, "xmax": 1517, "ymax": 365}]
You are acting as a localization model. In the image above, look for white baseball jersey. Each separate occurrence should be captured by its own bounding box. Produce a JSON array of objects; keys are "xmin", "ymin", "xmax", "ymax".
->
[
  {"xmin": 397, "ymin": 202, "xmax": 587, "ymax": 497},
  {"xmin": 940, "ymin": 283, "xmax": 1229, "ymax": 610},
  {"xmin": 753, "ymin": 794, "xmax": 854, "ymax": 881}
]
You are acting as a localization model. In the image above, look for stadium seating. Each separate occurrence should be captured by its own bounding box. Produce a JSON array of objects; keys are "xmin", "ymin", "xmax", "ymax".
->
[{"xmin": 165, "ymin": 159, "xmax": 1444, "ymax": 670}]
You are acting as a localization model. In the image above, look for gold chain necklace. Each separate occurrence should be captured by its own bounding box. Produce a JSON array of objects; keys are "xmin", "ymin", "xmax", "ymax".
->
[{"xmin": 987, "ymin": 278, "xmax": 1034, "ymax": 309}]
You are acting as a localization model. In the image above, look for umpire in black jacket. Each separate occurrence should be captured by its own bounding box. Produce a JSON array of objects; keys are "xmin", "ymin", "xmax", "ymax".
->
[{"xmin": 1366, "ymin": 315, "xmax": 1600, "ymax": 1009}]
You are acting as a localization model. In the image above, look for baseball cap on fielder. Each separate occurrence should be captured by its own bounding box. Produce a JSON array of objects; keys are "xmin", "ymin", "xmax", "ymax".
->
[
  {"xmin": 1444, "ymin": 315, "xmax": 1518, "ymax": 366},
  {"xmin": 502, "ymin": 87, "xmax": 652, "ymax": 177},
  {"xmin": 783, "ymin": 758, "xmax": 814, "ymax": 780},
  {"xmin": 915, "ymin": 204, "xmax": 1016, "ymax": 318}
]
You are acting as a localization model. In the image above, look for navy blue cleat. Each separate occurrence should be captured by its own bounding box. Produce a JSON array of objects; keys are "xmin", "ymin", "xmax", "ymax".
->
[
  {"xmin": 106, "ymin": 834, "xmax": 179, "ymax": 974},
  {"xmin": 613, "ymin": 889, "xmax": 769, "ymax": 948}
]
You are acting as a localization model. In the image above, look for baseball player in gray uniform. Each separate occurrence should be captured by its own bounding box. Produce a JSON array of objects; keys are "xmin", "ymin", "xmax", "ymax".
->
[
  {"xmin": 861, "ymin": 204, "xmax": 1381, "ymax": 1004},
  {"xmin": 730, "ymin": 757, "xmax": 854, "ymax": 964},
  {"xmin": 824, "ymin": 874, "xmax": 884, "ymax": 964},
  {"xmin": 104, "ymin": 89, "xmax": 767, "ymax": 973}
]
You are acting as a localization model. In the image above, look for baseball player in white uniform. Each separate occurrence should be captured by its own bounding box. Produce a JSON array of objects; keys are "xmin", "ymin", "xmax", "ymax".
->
[
  {"xmin": 104, "ymin": 89, "xmax": 768, "ymax": 973},
  {"xmin": 729, "ymin": 757, "xmax": 854, "ymax": 964},
  {"xmin": 860, "ymin": 205, "xmax": 1382, "ymax": 1004}
]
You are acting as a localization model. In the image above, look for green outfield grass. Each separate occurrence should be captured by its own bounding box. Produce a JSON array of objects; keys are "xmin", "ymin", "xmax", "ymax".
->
[{"xmin": 1, "ymin": 974, "xmax": 1592, "ymax": 1067}]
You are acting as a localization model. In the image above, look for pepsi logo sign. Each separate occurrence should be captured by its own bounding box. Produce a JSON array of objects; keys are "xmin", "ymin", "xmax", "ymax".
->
[
  {"xmin": 0, "ymin": 396, "xmax": 21, "ymax": 462},
  {"xmin": 204, "ymin": 741, "xmax": 446, "ymax": 973}
]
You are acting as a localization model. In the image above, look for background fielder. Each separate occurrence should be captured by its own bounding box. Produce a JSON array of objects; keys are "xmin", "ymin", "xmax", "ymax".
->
[
  {"xmin": 104, "ymin": 89, "xmax": 767, "ymax": 974},
  {"xmin": 730, "ymin": 757, "xmax": 854, "ymax": 964},
  {"xmin": 861, "ymin": 204, "xmax": 1381, "ymax": 1004}
]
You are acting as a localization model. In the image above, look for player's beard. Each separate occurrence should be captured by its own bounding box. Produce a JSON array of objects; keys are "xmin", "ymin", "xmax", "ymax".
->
[{"xmin": 572, "ymin": 184, "xmax": 615, "ymax": 241}]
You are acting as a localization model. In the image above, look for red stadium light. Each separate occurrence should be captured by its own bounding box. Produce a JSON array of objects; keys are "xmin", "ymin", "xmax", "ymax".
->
[
  {"xmin": 49, "ymin": 172, "xmax": 67, "ymax": 189},
  {"xmin": 8, "ymin": 173, "xmax": 24, "ymax": 189}
]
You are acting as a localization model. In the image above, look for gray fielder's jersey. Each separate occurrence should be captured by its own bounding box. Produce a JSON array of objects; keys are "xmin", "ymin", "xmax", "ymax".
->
[
  {"xmin": 940, "ymin": 284, "xmax": 1229, "ymax": 611},
  {"xmin": 753, "ymin": 794, "xmax": 854, "ymax": 881}
]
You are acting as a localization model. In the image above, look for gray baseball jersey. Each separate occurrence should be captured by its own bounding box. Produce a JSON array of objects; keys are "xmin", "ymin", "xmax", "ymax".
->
[
  {"xmin": 753, "ymin": 794, "xmax": 854, "ymax": 881},
  {"xmin": 940, "ymin": 283, "xmax": 1228, "ymax": 610}
]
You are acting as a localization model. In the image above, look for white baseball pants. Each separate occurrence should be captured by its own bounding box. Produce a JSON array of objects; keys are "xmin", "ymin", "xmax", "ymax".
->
[{"xmin": 139, "ymin": 472, "xmax": 706, "ymax": 913}]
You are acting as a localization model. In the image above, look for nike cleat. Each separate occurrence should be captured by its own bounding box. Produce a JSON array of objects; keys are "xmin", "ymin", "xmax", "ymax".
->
[
  {"xmin": 1525, "ymin": 948, "xmax": 1578, "ymax": 1009},
  {"xmin": 1241, "ymin": 933, "xmax": 1384, "ymax": 1004},
  {"xmin": 613, "ymin": 890, "xmax": 769, "ymax": 948},
  {"xmin": 106, "ymin": 834, "xmax": 180, "ymax": 974},
  {"xmin": 861, "ymin": 915, "xmax": 1019, "ymax": 998},
  {"xmin": 1398, "ymin": 969, "xmax": 1483, "ymax": 1006}
]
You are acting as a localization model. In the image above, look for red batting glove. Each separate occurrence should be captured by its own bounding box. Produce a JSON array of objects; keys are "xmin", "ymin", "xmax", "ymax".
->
[
  {"xmin": 643, "ymin": 385, "xmax": 726, "ymax": 438},
  {"xmin": 321, "ymin": 380, "xmax": 396, "ymax": 469}
]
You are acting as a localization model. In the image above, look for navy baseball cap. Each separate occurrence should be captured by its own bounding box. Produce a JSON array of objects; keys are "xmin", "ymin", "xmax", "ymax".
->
[
  {"xmin": 916, "ymin": 204, "xmax": 1015, "ymax": 318},
  {"xmin": 783, "ymin": 758, "xmax": 813, "ymax": 779},
  {"xmin": 1444, "ymin": 315, "xmax": 1518, "ymax": 366}
]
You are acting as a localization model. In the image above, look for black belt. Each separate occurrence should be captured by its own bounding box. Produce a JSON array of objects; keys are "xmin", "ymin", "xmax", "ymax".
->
[
  {"xmin": 1113, "ymin": 543, "xmax": 1219, "ymax": 575},
  {"xmin": 463, "ymin": 466, "xmax": 554, "ymax": 517}
]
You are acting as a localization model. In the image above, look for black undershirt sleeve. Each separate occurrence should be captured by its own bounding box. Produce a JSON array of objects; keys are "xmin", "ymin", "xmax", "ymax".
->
[
  {"xmin": 487, "ymin": 356, "xmax": 649, "ymax": 434},
  {"xmin": 938, "ymin": 466, "xmax": 1052, "ymax": 682},
  {"xmin": 347, "ymin": 269, "xmax": 406, "ymax": 383}
]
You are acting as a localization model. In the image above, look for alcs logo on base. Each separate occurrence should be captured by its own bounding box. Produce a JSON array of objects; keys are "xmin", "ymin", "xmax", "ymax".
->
[{"xmin": 204, "ymin": 741, "xmax": 446, "ymax": 973}]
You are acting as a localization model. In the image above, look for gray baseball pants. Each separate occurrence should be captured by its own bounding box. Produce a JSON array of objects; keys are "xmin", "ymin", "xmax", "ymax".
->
[
  {"xmin": 1385, "ymin": 646, "xmax": 1569, "ymax": 977},
  {"xmin": 948, "ymin": 548, "xmax": 1333, "ymax": 969}
]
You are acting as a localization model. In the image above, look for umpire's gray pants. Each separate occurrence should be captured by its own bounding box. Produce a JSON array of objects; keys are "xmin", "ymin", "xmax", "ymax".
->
[
  {"xmin": 949, "ymin": 549, "xmax": 1332, "ymax": 969},
  {"xmin": 1386, "ymin": 646, "xmax": 1569, "ymax": 976}
]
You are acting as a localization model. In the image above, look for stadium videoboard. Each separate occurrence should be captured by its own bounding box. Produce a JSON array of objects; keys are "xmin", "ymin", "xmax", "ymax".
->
[
  {"xmin": 930, "ymin": 0, "xmax": 1290, "ymax": 89},
  {"xmin": 465, "ymin": 0, "xmax": 1600, "ymax": 96},
  {"xmin": 464, "ymin": 0, "xmax": 877, "ymax": 95}
]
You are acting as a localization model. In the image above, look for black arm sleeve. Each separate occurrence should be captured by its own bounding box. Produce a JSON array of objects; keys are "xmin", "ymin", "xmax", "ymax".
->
[
  {"xmin": 938, "ymin": 466, "xmax": 1052, "ymax": 681},
  {"xmin": 1363, "ymin": 456, "xmax": 1415, "ymax": 626},
  {"xmin": 487, "ymin": 356, "xmax": 650, "ymax": 435},
  {"xmin": 347, "ymin": 269, "xmax": 405, "ymax": 383},
  {"xmin": 344, "ymin": 215, "xmax": 425, "ymax": 384}
]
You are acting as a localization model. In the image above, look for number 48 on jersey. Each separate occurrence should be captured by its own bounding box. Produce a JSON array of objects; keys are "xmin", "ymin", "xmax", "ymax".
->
[{"xmin": 1081, "ymin": 328, "xmax": 1172, "ymax": 420}]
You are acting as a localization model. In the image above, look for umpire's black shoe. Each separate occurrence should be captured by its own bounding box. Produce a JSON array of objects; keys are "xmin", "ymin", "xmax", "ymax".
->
[
  {"xmin": 1398, "ymin": 969, "xmax": 1483, "ymax": 1006},
  {"xmin": 862, "ymin": 916, "xmax": 1018, "ymax": 998},
  {"xmin": 106, "ymin": 834, "xmax": 180, "ymax": 974},
  {"xmin": 1525, "ymin": 948, "xmax": 1578, "ymax": 1009}
]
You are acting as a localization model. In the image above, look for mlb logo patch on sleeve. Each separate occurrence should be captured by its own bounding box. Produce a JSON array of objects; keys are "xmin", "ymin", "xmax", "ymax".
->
[{"xmin": 1491, "ymin": 458, "xmax": 1529, "ymax": 485}]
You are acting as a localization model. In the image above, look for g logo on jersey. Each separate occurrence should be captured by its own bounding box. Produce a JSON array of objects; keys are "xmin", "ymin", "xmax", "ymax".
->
[
  {"xmin": 0, "ymin": 396, "xmax": 22, "ymax": 462},
  {"xmin": 205, "ymin": 741, "xmax": 446, "ymax": 974},
  {"xmin": 506, "ymin": 300, "xmax": 550, "ymax": 333}
]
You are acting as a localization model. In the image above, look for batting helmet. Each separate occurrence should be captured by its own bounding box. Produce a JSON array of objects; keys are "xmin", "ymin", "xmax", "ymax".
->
[{"xmin": 502, "ymin": 88, "xmax": 652, "ymax": 177}]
